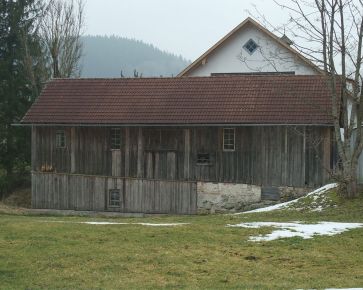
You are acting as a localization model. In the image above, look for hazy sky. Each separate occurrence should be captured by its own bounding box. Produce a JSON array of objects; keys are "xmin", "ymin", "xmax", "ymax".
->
[{"xmin": 85, "ymin": 0, "xmax": 291, "ymax": 60}]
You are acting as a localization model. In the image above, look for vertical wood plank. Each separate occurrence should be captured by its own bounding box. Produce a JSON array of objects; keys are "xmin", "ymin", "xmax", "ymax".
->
[
  {"xmin": 31, "ymin": 126, "xmax": 37, "ymax": 171},
  {"xmin": 167, "ymin": 152, "xmax": 176, "ymax": 180},
  {"xmin": 137, "ymin": 127, "xmax": 144, "ymax": 178},
  {"xmin": 146, "ymin": 152, "xmax": 153, "ymax": 179},
  {"xmin": 124, "ymin": 127, "xmax": 130, "ymax": 177},
  {"xmin": 70, "ymin": 127, "xmax": 76, "ymax": 173},
  {"xmin": 184, "ymin": 129, "xmax": 190, "ymax": 180},
  {"xmin": 111, "ymin": 150, "xmax": 122, "ymax": 176},
  {"xmin": 154, "ymin": 152, "xmax": 160, "ymax": 179},
  {"xmin": 322, "ymin": 127, "xmax": 331, "ymax": 183},
  {"xmin": 303, "ymin": 126, "xmax": 306, "ymax": 186}
]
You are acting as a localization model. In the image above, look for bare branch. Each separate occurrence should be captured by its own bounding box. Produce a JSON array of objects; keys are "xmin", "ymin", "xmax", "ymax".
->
[{"xmin": 39, "ymin": 0, "xmax": 84, "ymax": 78}]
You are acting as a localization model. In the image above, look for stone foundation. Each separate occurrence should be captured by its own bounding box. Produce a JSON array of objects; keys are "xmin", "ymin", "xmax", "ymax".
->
[
  {"xmin": 197, "ymin": 182, "xmax": 311, "ymax": 213},
  {"xmin": 197, "ymin": 182, "xmax": 261, "ymax": 213}
]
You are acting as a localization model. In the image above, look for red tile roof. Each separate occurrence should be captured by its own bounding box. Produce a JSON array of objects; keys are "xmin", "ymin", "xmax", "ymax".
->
[{"xmin": 21, "ymin": 75, "xmax": 335, "ymax": 125}]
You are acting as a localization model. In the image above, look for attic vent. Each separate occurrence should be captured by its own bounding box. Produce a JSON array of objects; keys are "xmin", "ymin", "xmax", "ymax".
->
[
  {"xmin": 243, "ymin": 39, "xmax": 259, "ymax": 54},
  {"xmin": 197, "ymin": 153, "xmax": 210, "ymax": 165}
]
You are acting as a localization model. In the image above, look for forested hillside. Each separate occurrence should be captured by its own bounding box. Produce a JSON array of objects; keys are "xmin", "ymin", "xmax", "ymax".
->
[{"xmin": 81, "ymin": 35, "xmax": 190, "ymax": 77}]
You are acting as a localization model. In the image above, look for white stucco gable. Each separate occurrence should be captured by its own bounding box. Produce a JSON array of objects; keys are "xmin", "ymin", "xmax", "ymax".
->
[{"xmin": 179, "ymin": 18, "xmax": 322, "ymax": 77}]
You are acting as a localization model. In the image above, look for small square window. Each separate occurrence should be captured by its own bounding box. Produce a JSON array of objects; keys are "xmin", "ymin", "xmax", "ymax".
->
[
  {"xmin": 111, "ymin": 128, "xmax": 121, "ymax": 149},
  {"xmin": 55, "ymin": 130, "xmax": 66, "ymax": 148},
  {"xmin": 109, "ymin": 189, "xmax": 120, "ymax": 207},
  {"xmin": 243, "ymin": 39, "xmax": 259, "ymax": 55},
  {"xmin": 197, "ymin": 153, "xmax": 210, "ymax": 165},
  {"xmin": 223, "ymin": 128, "xmax": 235, "ymax": 151}
]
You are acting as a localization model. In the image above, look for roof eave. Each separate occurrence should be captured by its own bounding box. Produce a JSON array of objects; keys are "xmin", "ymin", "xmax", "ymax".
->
[{"xmin": 15, "ymin": 122, "xmax": 334, "ymax": 127}]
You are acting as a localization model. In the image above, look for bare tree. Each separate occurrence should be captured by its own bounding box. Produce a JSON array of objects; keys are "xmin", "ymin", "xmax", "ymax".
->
[
  {"xmin": 275, "ymin": 0, "xmax": 363, "ymax": 197},
  {"xmin": 40, "ymin": 0, "xmax": 84, "ymax": 78}
]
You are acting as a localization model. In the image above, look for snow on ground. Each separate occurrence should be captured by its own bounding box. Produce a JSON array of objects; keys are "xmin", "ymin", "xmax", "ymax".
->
[
  {"xmin": 227, "ymin": 221, "xmax": 363, "ymax": 241},
  {"xmin": 235, "ymin": 183, "xmax": 338, "ymax": 214},
  {"xmin": 325, "ymin": 288, "xmax": 363, "ymax": 290},
  {"xmin": 42, "ymin": 221, "xmax": 189, "ymax": 226},
  {"xmin": 137, "ymin": 223, "xmax": 189, "ymax": 227}
]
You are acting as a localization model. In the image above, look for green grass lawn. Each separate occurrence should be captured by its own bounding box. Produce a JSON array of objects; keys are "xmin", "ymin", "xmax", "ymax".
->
[{"xmin": 1, "ymin": 191, "xmax": 363, "ymax": 289}]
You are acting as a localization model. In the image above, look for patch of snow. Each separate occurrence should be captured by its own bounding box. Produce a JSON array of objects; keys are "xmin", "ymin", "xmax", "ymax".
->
[
  {"xmin": 235, "ymin": 183, "xmax": 337, "ymax": 214},
  {"xmin": 42, "ymin": 221, "xmax": 189, "ymax": 226},
  {"xmin": 227, "ymin": 221, "xmax": 363, "ymax": 241},
  {"xmin": 82, "ymin": 222, "xmax": 129, "ymax": 225},
  {"xmin": 137, "ymin": 223, "xmax": 189, "ymax": 227},
  {"xmin": 311, "ymin": 205, "xmax": 324, "ymax": 212},
  {"xmin": 325, "ymin": 288, "xmax": 363, "ymax": 290}
]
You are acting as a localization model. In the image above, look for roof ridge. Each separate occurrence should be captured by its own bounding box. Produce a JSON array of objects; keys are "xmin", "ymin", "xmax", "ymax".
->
[{"xmin": 50, "ymin": 75, "xmax": 329, "ymax": 82}]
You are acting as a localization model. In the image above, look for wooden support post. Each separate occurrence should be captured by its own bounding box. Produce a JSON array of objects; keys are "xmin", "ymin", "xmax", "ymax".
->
[
  {"xmin": 184, "ymin": 129, "xmax": 190, "ymax": 180},
  {"xmin": 137, "ymin": 127, "xmax": 144, "ymax": 178},
  {"xmin": 124, "ymin": 127, "xmax": 130, "ymax": 177},
  {"xmin": 71, "ymin": 127, "xmax": 76, "ymax": 173}
]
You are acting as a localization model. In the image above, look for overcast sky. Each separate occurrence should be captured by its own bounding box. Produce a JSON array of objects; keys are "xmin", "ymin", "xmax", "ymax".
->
[{"xmin": 84, "ymin": 0, "xmax": 291, "ymax": 60}]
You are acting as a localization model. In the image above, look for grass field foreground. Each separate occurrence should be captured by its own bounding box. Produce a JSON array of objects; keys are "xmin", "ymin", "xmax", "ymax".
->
[{"xmin": 0, "ymin": 190, "xmax": 363, "ymax": 289}]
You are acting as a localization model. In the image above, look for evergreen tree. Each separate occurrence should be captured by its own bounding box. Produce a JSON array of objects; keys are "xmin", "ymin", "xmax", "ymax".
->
[{"xmin": 0, "ymin": 0, "xmax": 44, "ymax": 197}]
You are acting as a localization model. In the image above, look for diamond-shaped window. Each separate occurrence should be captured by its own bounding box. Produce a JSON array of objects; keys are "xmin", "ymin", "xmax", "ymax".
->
[{"xmin": 243, "ymin": 39, "xmax": 259, "ymax": 54}]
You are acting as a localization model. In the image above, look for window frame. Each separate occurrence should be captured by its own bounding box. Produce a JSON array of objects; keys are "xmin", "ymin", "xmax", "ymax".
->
[
  {"xmin": 55, "ymin": 130, "xmax": 66, "ymax": 149},
  {"xmin": 243, "ymin": 38, "xmax": 259, "ymax": 55},
  {"xmin": 110, "ymin": 128, "xmax": 121, "ymax": 150},
  {"xmin": 223, "ymin": 128, "xmax": 235, "ymax": 152},
  {"xmin": 108, "ymin": 189, "xmax": 120, "ymax": 207}
]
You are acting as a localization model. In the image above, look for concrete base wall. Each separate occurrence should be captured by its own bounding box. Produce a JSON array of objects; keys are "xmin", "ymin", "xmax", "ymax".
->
[{"xmin": 197, "ymin": 182, "xmax": 261, "ymax": 213}]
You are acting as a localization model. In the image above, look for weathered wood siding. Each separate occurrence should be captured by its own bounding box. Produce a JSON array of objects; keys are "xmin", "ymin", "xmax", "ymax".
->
[
  {"xmin": 32, "ymin": 125, "xmax": 332, "ymax": 187},
  {"xmin": 32, "ymin": 172, "xmax": 197, "ymax": 214}
]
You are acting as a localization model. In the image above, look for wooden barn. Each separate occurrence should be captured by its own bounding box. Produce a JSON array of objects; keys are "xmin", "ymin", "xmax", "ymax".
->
[{"xmin": 21, "ymin": 75, "xmax": 334, "ymax": 214}]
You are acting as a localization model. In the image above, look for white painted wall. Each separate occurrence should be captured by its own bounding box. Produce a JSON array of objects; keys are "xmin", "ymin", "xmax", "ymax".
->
[{"xmin": 187, "ymin": 24, "xmax": 318, "ymax": 76}]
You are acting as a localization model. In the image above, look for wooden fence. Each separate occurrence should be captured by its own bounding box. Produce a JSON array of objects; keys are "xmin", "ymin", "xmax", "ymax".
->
[{"xmin": 32, "ymin": 172, "xmax": 197, "ymax": 214}]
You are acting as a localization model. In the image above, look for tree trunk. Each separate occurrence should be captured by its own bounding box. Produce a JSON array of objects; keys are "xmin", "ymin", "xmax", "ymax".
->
[
  {"xmin": 340, "ymin": 159, "xmax": 359, "ymax": 198},
  {"xmin": 53, "ymin": 57, "xmax": 60, "ymax": 78}
]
